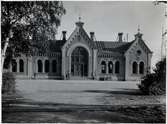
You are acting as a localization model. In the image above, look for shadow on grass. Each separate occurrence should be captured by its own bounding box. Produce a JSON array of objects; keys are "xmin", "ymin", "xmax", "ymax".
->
[{"xmin": 83, "ymin": 89, "xmax": 143, "ymax": 95}]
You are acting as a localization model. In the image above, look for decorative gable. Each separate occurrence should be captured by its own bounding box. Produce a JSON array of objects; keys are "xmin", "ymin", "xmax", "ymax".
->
[
  {"xmin": 138, "ymin": 40, "xmax": 152, "ymax": 54},
  {"xmin": 125, "ymin": 32, "xmax": 152, "ymax": 56},
  {"xmin": 62, "ymin": 21, "xmax": 94, "ymax": 53}
]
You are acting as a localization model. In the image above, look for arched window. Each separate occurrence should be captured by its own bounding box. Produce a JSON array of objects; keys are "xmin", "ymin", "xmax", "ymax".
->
[
  {"xmin": 45, "ymin": 60, "xmax": 50, "ymax": 73},
  {"xmin": 115, "ymin": 61, "xmax": 120, "ymax": 74},
  {"xmin": 12, "ymin": 59, "xmax": 17, "ymax": 72},
  {"xmin": 52, "ymin": 60, "xmax": 57, "ymax": 73},
  {"xmin": 19, "ymin": 59, "xmax": 24, "ymax": 72},
  {"xmin": 38, "ymin": 60, "xmax": 43, "ymax": 73},
  {"xmin": 108, "ymin": 61, "xmax": 113, "ymax": 74},
  {"xmin": 139, "ymin": 62, "xmax": 144, "ymax": 74},
  {"xmin": 132, "ymin": 62, "xmax": 138, "ymax": 74},
  {"xmin": 101, "ymin": 61, "xmax": 106, "ymax": 74}
]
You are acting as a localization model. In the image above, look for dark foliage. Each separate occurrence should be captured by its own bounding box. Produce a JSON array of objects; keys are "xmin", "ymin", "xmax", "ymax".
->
[
  {"xmin": 138, "ymin": 58, "xmax": 166, "ymax": 95},
  {"xmin": 1, "ymin": 1, "xmax": 66, "ymax": 68},
  {"xmin": 2, "ymin": 72, "xmax": 16, "ymax": 94},
  {"xmin": 138, "ymin": 73, "xmax": 157, "ymax": 94}
]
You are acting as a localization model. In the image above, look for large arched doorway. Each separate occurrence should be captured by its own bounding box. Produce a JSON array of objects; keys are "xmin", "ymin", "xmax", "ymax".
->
[{"xmin": 71, "ymin": 47, "xmax": 88, "ymax": 77}]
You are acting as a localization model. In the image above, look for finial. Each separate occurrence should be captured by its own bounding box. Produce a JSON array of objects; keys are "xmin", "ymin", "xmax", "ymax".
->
[
  {"xmin": 76, "ymin": 15, "xmax": 84, "ymax": 27},
  {"xmin": 135, "ymin": 25, "xmax": 143, "ymax": 39},
  {"xmin": 79, "ymin": 16, "xmax": 81, "ymax": 22},
  {"xmin": 138, "ymin": 25, "xmax": 140, "ymax": 33},
  {"xmin": 76, "ymin": 12, "xmax": 84, "ymax": 27}
]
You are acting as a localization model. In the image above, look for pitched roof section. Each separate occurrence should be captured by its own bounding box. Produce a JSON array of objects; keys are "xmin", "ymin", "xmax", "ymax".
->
[
  {"xmin": 48, "ymin": 39, "xmax": 151, "ymax": 54},
  {"xmin": 138, "ymin": 39, "xmax": 152, "ymax": 53},
  {"xmin": 94, "ymin": 41, "xmax": 134, "ymax": 53},
  {"xmin": 49, "ymin": 40, "xmax": 66, "ymax": 52},
  {"xmin": 48, "ymin": 40, "xmax": 134, "ymax": 53}
]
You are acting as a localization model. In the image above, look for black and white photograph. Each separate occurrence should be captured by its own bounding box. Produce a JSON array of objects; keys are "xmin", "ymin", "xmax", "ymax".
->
[{"xmin": 1, "ymin": 1, "xmax": 166, "ymax": 123}]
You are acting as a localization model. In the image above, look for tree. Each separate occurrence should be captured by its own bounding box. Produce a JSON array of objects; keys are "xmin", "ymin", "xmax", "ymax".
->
[
  {"xmin": 1, "ymin": 1, "xmax": 66, "ymax": 69},
  {"xmin": 138, "ymin": 58, "xmax": 166, "ymax": 95},
  {"xmin": 154, "ymin": 1, "xmax": 167, "ymax": 5}
]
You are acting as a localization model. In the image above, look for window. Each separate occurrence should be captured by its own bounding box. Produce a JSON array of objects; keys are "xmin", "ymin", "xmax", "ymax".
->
[
  {"xmin": 101, "ymin": 61, "xmax": 106, "ymax": 74},
  {"xmin": 139, "ymin": 62, "xmax": 144, "ymax": 74},
  {"xmin": 12, "ymin": 59, "xmax": 17, "ymax": 72},
  {"xmin": 108, "ymin": 61, "xmax": 113, "ymax": 73},
  {"xmin": 38, "ymin": 60, "xmax": 43, "ymax": 73},
  {"xmin": 19, "ymin": 59, "xmax": 24, "ymax": 72},
  {"xmin": 132, "ymin": 62, "xmax": 138, "ymax": 74},
  {"xmin": 45, "ymin": 60, "xmax": 50, "ymax": 73},
  {"xmin": 115, "ymin": 61, "xmax": 120, "ymax": 74},
  {"xmin": 137, "ymin": 50, "xmax": 142, "ymax": 55},
  {"xmin": 52, "ymin": 60, "xmax": 57, "ymax": 73}
]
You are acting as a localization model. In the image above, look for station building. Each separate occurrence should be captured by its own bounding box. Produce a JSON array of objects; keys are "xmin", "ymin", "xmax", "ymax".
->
[{"xmin": 10, "ymin": 20, "xmax": 152, "ymax": 80}]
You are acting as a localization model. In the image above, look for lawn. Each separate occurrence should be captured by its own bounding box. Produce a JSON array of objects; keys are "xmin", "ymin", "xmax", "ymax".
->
[
  {"xmin": 15, "ymin": 80, "xmax": 164, "ymax": 105},
  {"xmin": 2, "ymin": 79, "xmax": 166, "ymax": 123}
]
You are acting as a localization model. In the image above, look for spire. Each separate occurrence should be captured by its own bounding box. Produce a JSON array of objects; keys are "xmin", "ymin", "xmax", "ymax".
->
[
  {"xmin": 137, "ymin": 25, "xmax": 140, "ymax": 33},
  {"xmin": 79, "ymin": 16, "xmax": 81, "ymax": 22},
  {"xmin": 135, "ymin": 25, "xmax": 143, "ymax": 39},
  {"xmin": 75, "ymin": 16, "xmax": 84, "ymax": 28}
]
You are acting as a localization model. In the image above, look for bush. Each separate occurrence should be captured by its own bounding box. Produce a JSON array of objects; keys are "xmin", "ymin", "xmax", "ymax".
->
[
  {"xmin": 138, "ymin": 73, "xmax": 157, "ymax": 94},
  {"xmin": 138, "ymin": 58, "xmax": 166, "ymax": 95},
  {"xmin": 2, "ymin": 72, "xmax": 16, "ymax": 94}
]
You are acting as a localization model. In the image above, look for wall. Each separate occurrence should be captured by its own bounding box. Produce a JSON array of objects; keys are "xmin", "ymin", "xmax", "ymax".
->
[
  {"xmin": 11, "ymin": 53, "xmax": 62, "ymax": 79},
  {"xmin": 96, "ymin": 51, "xmax": 125, "ymax": 81},
  {"xmin": 125, "ymin": 41, "xmax": 151, "ymax": 81},
  {"xmin": 10, "ymin": 54, "xmax": 29, "ymax": 79}
]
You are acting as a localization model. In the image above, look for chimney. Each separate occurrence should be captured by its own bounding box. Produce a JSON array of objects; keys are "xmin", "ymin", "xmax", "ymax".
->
[
  {"xmin": 118, "ymin": 32, "xmax": 123, "ymax": 42},
  {"xmin": 90, "ymin": 32, "xmax": 95, "ymax": 41},
  {"xmin": 62, "ymin": 31, "xmax": 66, "ymax": 40}
]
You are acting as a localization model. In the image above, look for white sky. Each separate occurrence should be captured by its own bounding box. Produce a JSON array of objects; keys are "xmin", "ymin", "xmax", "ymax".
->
[{"xmin": 56, "ymin": 1, "xmax": 165, "ymax": 70}]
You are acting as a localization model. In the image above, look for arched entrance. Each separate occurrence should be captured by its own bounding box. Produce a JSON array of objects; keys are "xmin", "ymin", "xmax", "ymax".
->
[{"xmin": 71, "ymin": 47, "xmax": 88, "ymax": 77}]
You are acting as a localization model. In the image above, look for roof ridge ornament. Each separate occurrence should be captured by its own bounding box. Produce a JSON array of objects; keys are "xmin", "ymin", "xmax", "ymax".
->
[
  {"xmin": 138, "ymin": 25, "xmax": 140, "ymax": 33},
  {"xmin": 79, "ymin": 16, "xmax": 81, "ymax": 22},
  {"xmin": 75, "ymin": 16, "xmax": 84, "ymax": 28},
  {"xmin": 135, "ymin": 25, "xmax": 143, "ymax": 40}
]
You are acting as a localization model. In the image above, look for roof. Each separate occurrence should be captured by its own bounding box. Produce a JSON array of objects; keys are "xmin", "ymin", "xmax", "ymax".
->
[
  {"xmin": 138, "ymin": 39, "xmax": 152, "ymax": 53},
  {"xmin": 49, "ymin": 40, "xmax": 66, "ymax": 52},
  {"xmin": 48, "ymin": 40, "xmax": 133, "ymax": 53},
  {"xmin": 94, "ymin": 41, "xmax": 134, "ymax": 53}
]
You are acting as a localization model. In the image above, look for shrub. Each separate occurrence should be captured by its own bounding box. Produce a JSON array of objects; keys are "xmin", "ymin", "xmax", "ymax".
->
[
  {"xmin": 138, "ymin": 73, "xmax": 157, "ymax": 94},
  {"xmin": 2, "ymin": 72, "xmax": 16, "ymax": 94},
  {"xmin": 138, "ymin": 58, "xmax": 166, "ymax": 95}
]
